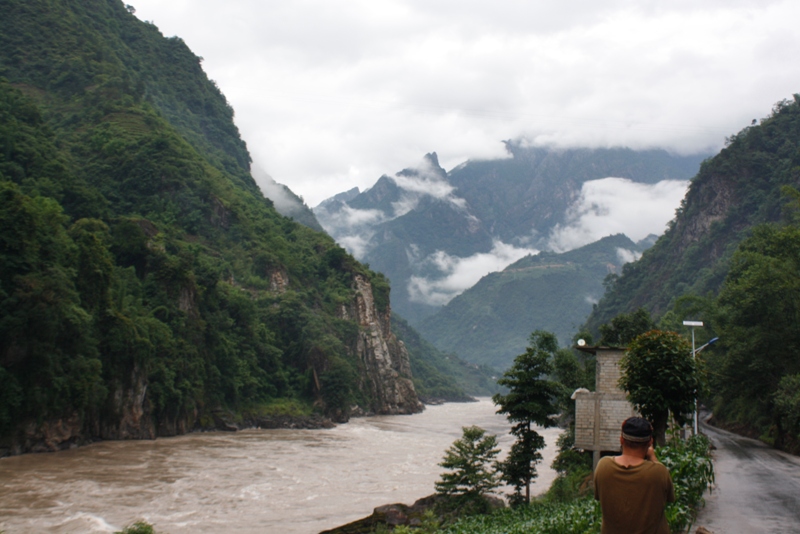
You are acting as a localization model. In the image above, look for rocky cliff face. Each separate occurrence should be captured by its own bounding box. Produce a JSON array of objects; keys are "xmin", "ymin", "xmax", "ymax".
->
[{"xmin": 351, "ymin": 275, "xmax": 424, "ymax": 415}]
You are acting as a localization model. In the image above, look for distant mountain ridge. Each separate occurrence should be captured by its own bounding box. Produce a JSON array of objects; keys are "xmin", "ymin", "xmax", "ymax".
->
[
  {"xmin": 418, "ymin": 233, "xmax": 652, "ymax": 369},
  {"xmin": 315, "ymin": 146, "xmax": 708, "ymax": 325}
]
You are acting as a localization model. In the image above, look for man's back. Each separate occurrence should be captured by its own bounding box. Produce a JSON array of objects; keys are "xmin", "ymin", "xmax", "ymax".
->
[{"xmin": 594, "ymin": 456, "xmax": 675, "ymax": 534}]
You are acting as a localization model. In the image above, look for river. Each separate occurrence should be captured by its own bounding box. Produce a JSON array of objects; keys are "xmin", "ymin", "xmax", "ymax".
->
[{"xmin": 0, "ymin": 399, "xmax": 562, "ymax": 533}]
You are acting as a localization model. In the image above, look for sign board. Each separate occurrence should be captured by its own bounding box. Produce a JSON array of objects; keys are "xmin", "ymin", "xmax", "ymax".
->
[{"xmin": 682, "ymin": 320, "xmax": 704, "ymax": 327}]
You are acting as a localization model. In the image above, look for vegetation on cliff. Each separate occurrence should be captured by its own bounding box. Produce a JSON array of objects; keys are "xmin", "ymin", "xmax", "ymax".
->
[
  {"xmin": 0, "ymin": 0, "xmax": 446, "ymax": 452},
  {"xmin": 586, "ymin": 96, "xmax": 800, "ymax": 331},
  {"xmin": 583, "ymin": 96, "xmax": 800, "ymax": 452}
]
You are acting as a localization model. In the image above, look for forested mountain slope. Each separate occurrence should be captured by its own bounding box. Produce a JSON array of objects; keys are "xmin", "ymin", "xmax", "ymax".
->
[
  {"xmin": 585, "ymin": 96, "xmax": 800, "ymax": 332},
  {"xmin": 419, "ymin": 234, "xmax": 650, "ymax": 369},
  {"xmin": 0, "ymin": 0, "xmax": 438, "ymax": 455}
]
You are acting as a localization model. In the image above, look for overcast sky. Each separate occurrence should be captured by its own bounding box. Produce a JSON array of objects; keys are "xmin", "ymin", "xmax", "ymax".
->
[{"xmin": 131, "ymin": 0, "xmax": 800, "ymax": 207}]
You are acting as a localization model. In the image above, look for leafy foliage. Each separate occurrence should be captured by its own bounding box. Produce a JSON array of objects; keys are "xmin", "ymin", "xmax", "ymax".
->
[
  {"xmin": 619, "ymin": 330, "xmax": 700, "ymax": 445},
  {"xmin": 709, "ymin": 219, "xmax": 800, "ymax": 451},
  {"xmin": 437, "ymin": 435, "xmax": 714, "ymax": 534},
  {"xmin": 659, "ymin": 435, "xmax": 715, "ymax": 533},
  {"xmin": 598, "ymin": 308, "xmax": 655, "ymax": 346},
  {"xmin": 435, "ymin": 426, "xmax": 502, "ymax": 512},
  {"xmin": 114, "ymin": 522, "xmax": 156, "ymax": 534},
  {"xmin": 493, "ymin": 331, "xmax": 561, "ymax": 504},
  {"xmin": 0, "ymin": 0, "xmax": 437, "ymax": 445},
  {"xmin": 585, "ymin": 95, "xmax": 800, "ymax": 334},
  {"xmin": 774, "ymin": 374, "xmax": 800, "ymax": 440}
]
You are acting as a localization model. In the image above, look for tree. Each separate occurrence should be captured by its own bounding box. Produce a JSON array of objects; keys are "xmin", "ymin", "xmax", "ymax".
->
[
  {"xmin": 599, "ymin": 308, "xmax": 655, "ymax": 346},
  {"xmin": 619, "ymin": 330, "xmax": 701, "ymax": 445},
  {"xmin": 493, "ymin": 331, "xmax": 561, "ymax": 504},
  {"xmin": 435, "ymin": 426, "xmax": 501, "ymax": 510},
  {"xmin": 711, "ymin": 223, "xmax": 800, "ymax": 448}
]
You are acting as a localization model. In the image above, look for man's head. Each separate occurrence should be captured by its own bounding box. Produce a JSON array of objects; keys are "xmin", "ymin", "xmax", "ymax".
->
[{"xmin": 620, "ymin": 417, "xmax": 653, "ymax": 451}]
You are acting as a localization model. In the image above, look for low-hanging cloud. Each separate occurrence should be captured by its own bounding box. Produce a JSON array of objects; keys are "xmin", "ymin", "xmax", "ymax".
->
[
  {"xmin": 547, "ymin": 178, "xmax": 689, "ymax": 253},
  {"xmin": 616, "ymin": 247, "xmax": 643, "ymax": 264},
  {"xmin": 390, "ymin": 159, "xmax": 467, "ymax": 209},
  {"xmin": 407, "ymin": 240, "xmax": 539, "ymax": 306},
  {"xmin": 252, "ymin": 166, "xmax": 310, "ymax": 219}
]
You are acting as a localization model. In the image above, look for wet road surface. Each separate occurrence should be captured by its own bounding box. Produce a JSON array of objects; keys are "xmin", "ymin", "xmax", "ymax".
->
[{"xmin": 694, "ymin": 417, "xmax": 800, "ymax": 533}]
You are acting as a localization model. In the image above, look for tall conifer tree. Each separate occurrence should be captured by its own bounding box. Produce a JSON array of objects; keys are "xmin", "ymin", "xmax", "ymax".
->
[{"xmin": 493, "ymin": 331, "xmax": 561, "ymax": 505}]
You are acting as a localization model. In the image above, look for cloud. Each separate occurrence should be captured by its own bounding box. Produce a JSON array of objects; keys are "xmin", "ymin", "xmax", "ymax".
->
[
  {"xmin": 337, "ymin": 234, "xmax": 374, "ymax": 260},
  {"xmin": 407, "ymin": 240, "xmax": 538, "ymax": 306},
  {"xmin": 616, "ymin": 247, "xmax": 643, "ymax": 264},
  {"xmin": 314, "ymin": 204, "xmax": 388, "ymax": 258},
  {"xmin": 251, "ymin": 166, "xmax": 308, "ymax": 218},
  {"xmin": 131, "ymin": 0, "xmax": 800, "ymax": 206},
  {"xmin": 547, "ymin": 178, "xmax": 689, "ymax": 253},
  {"xmin": 390, "ymin": 159, "xmax": 467, "ymax": 208}
]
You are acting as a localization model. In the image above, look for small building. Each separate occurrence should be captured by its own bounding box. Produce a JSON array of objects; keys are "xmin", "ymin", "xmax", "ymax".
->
[{"xmin": 573, "ymin": 345, "xmax": 637, "ymax": 468}]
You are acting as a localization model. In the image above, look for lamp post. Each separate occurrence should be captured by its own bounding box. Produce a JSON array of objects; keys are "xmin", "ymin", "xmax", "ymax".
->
[
  {"xmin": 683, "ymin": 320, "xmax": 703, "ymax": 435},
  {"xmin": 691, "ymin": 336, "xmax": 718, "ymax": 434},
  {"xmin": 683, "ymin": 320, "xmax": 719, "ymax": 435}
]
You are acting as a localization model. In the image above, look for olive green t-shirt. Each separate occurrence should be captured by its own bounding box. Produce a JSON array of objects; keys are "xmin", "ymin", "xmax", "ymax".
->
[{"xmin": 593, "ymin": 456, "xmax": 676, "ymax": 534}]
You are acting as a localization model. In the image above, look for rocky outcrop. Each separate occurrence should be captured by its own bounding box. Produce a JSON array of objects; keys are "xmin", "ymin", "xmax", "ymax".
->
[
  {"xmin": 320, "ymin": 493, "xmax": 506, "ymax": 533},
  {"xmin": 269, "ymin": 269, "xmax": 289, "ymax": 293},
  {"xmin": 10, "ymin": 413, "xmax": 86, "ymax": 455},
  {"xmin": 100, "ymin": 364, "xmax": 157, "ymax": 440},
  {"xmin": 352, "ymin": 275, "xmax": 424, "ymax": 415}
]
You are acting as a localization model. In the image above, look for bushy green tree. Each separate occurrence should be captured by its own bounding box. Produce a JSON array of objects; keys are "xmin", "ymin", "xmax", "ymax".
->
[
  {"xmin": 619, "ymin": 330, "xmax": 700, "ymax": 445},
  {"xmin": 435, "ymin": 426, "xmax": 501, "ymax": 509},
  {"xmin": 711, "ymin": 222, "xmax": 800, "ymax": 449},
  {"xmin": 774, "ymin": 374, "xmax": 800, "ymax": 441},
  {"xmin": 599, "ymin": 308, "xmax": 655, "ymax": 346},
  {"xmin": 493, "ymin": 331, "xmax": 561, "ymax": 504}
]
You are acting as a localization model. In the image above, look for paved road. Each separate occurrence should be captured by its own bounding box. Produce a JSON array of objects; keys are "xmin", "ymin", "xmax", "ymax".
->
[{"xmin": 694, "ymin": 418, "xmax": 800, "ymax": 533}]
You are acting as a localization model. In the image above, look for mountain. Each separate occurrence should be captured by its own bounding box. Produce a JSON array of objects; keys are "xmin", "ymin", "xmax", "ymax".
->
[
  {"xmin": 0, "ymin": 0, "xmax": 445, "ymax": 455},
  {"xmin": 251, "ymin": 167, "xmax": 325, "ymax": 232},
  {"xmin": 392, "ymin": 314, "xmax": 500, "ymax": 401},
  {"xmin": 314, "ymin": 146, "xmax": 707, "ymax": 326},
  {"xmin": 584, "ymin": 95, "xmax": 800, "ymax": 332},
  {"xmin": 417, "ymin": 234, "xmax": 651, "ymax": 369}
]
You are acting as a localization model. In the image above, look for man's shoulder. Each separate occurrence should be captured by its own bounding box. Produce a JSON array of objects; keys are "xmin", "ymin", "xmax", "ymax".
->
[{"xmin": 595, "ymin": 456, "xmax": 616, "ymax": 472}]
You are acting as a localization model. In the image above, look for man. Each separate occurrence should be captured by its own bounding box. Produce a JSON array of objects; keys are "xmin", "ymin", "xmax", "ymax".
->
[{"xmin": 594, "ymin": 417, "xmax": 676, "ymax": 534}]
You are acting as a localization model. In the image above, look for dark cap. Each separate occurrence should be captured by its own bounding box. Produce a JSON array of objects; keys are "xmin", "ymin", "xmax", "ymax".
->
[{"xmin": 621, "ymin": 417, "xmax": 653, "ymax": 443}]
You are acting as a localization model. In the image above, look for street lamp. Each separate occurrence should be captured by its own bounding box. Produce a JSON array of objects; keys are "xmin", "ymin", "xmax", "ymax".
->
[{"xmin": 683, "ymin": 320, "xmax": 718, "ymax": 435}]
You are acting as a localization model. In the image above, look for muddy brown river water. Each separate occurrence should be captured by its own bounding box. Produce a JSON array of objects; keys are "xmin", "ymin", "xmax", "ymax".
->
[{"xmin": 0, "ymin": 399, "xmax": 561, "ymax": 533}]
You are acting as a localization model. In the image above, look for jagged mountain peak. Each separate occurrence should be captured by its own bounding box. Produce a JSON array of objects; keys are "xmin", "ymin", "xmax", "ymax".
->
[{"xmin": 316, "ymin": 146, "xmax": 706, "ymax": 325}]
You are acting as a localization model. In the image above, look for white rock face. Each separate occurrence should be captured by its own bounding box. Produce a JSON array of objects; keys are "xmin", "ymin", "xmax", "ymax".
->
[{"xmin": 352, "ymin": 275, "xmax": 423, "ymax": 415}]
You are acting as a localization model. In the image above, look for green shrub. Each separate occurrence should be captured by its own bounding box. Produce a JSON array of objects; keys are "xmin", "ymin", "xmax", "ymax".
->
[
  {"xmin": 115, "ymin": 521, "xmax": 155, "ymax": 534},
  {"xmin": 659, "ymin": 435, "xmax": 715, "ymax": 533}
]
